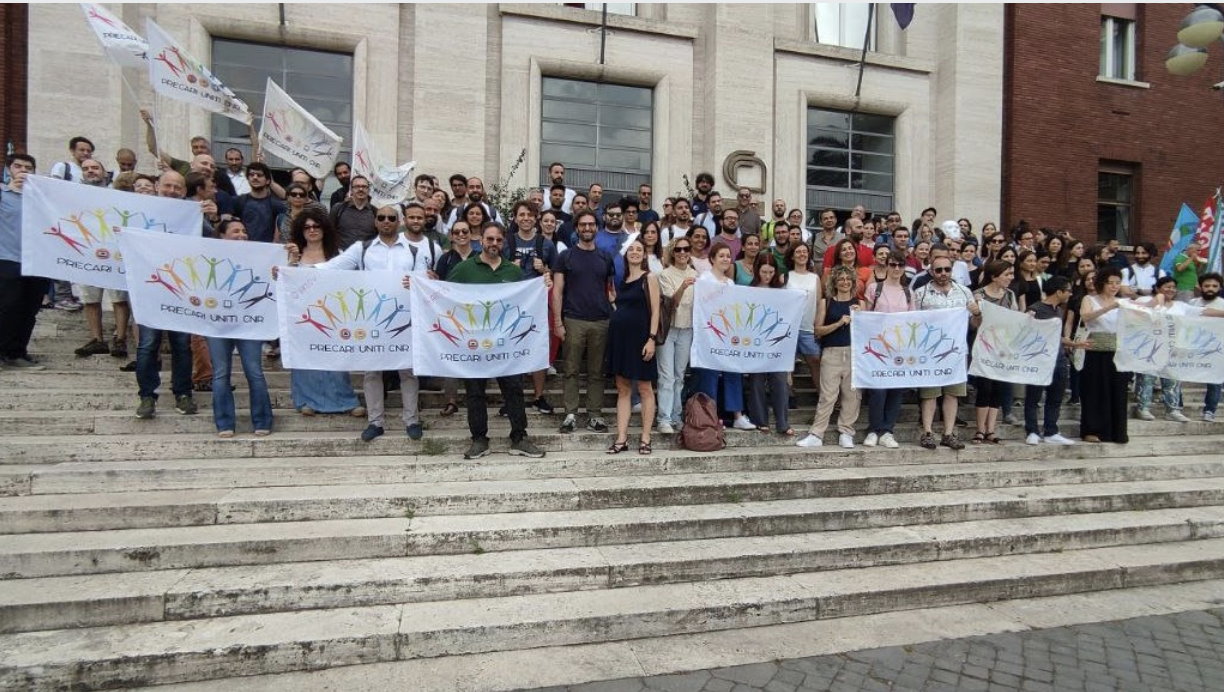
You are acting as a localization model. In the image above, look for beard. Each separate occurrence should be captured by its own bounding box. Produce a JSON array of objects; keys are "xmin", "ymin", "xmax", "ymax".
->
[{"xmin": 1203, "ymin": 291, "xmax": 1220, "ymax": 303}]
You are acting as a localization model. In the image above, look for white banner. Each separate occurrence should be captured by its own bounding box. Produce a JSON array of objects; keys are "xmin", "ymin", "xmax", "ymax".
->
[
  {"xmin": 118, "ymin": 230, "xmax": 281, "ymax": 339},
  {"xmin": 968, "ymin": 300, "xmax": 1062, "ymax": 386},
  {"xmin": 80, "ymin": 3, "xmax": 148, "ymax": 69},
  {"xmin": 690, "ymin": 279, "xmax": 805, "ymax": 374},
  {"xmin": 146, "ymin": 19, "xmax": 251, "ymax": 123},
  {"xmin": 276, "ymin": 267, "xmax": 413, "ymax": 371},
  {"xmin": 352, "ymin": 120, "xmax": 415, "ymax": 208},
  {"xmin": 851, "ymin": 308, "xmax": 969, "ymax": 389},
  {"xmin": 1116, "ymin": 301, "xmax": 1224, "ymax": 384},
  {"xmin": 409, "ymin": 276, "xmax": 549, "ymax": 378},
  {"xmin": 21, "ymin": 176, "xmax": 202, "ymax": 289},
  {"xmin": 259, "ymin": 78, "xmax": 342, "ymax": 180}
]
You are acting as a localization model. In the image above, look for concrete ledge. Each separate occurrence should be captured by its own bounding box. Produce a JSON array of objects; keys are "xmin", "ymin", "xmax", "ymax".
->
[
  {"xmin": 498, "ymin": 3, "xmax": 698, "ymax": 40},
  {"xmin": 773, "ymin": 37, "xmax": 935, "ymax": 74}
]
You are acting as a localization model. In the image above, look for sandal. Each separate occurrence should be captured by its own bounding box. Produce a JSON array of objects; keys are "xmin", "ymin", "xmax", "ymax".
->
[
  {"xmin": 217, "ymin": 430, "xmax": 235, "ymax": 439},
  {"xmin": 440, "ymin": 402, "xmax": 459, "ymax": 417},
  {"xmin": 606, "ymin": 439, "xmax": 630, "ymax": 454},
  {"xmin": 638, "ymin": 439, "xmax": 652, "ymax": 455},
  {"xmin": 780, "ymin": 428, "xmax": 795, "ymax": 437},
  {"xmin": 972, "ymin": 431, "xmax": 986, "ymax": 445},
  {"xmin": 984, "ymin": 432, "xmax": 1002, "ymax": 445},
  {"xmin": 193, "ymin": 381, "xmax": 212, "ymax": 392}
]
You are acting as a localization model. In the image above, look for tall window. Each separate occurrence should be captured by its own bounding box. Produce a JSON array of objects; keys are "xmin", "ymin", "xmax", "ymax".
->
[
  {"xmin": 814, "ymin": 3, "xmax": 874, "ymax": 50},
  {"xmin": 1100, "ymin": 15, "xmax": 1136, "ymax": 80},
  {"xmin": 805, "ymin": 107, "xmax": 894, "ymax": 228},
  {"xmin": 210, "ymin": 39, "xmax": 354, "ymax": 170},
  {"xmin": 540, "ymin": 77, "xmax": 652, "ymax": 201},
  {"xmin": 1098, "ymin": 165, "xmax": 1135, "ymax": 245}
]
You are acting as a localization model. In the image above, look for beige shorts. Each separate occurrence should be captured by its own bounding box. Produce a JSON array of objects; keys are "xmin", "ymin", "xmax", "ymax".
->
[
  {"xmin": 77, "ymin": 285, "xmax": 130, "ymax": 304},
  {"xmin": 918, "ymin": 382, "xmax": 968, "ymax": 399}
]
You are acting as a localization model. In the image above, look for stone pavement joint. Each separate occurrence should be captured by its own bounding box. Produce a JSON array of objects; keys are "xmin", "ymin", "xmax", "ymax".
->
[{"xmin": 533, "ymin": 608, "xmax": 1224, "ymax": 692}]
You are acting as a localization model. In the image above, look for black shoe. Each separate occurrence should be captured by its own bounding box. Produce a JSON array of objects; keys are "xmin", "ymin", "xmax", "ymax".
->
[
  {"xmin": 360, "ymin": 425, "xmax": 385, "ymax": 442},
  {"xmin": 120, "ymin": 360, "xmax": 138, "ymax": 372},
  {"xmin": 498, "ymin": 406, "xmax": 508, "ymax": 417},
  {"xmin": 955, "ymin": 416, "xmax": 969, "ymax": 428},
  {"xmin": 533, "ymin": 397, "xmax": 555, "ymax": 414},
  {"xmin": 464, "ymin": 438, "xmax": 491, "ymax": 459}
]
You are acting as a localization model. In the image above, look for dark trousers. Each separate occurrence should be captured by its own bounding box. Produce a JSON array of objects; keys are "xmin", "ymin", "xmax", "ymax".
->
[
  {"xmin": 1024, "ymin": 355, "xmax": 1068, "ymax": 437},
  {"xmin": 465, "ymin": 375, "xmax": 528, "ymax": 442},
  {"xmin": 867, "ymin": 388, "xmax": 904, "ymax": 435},
  {"xmin": 0, "ymin": 261, "xmax": 49, "ymax": 360}
]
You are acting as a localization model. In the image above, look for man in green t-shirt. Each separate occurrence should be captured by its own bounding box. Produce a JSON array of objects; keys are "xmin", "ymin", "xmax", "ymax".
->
[{"xmin": 1173, "ymin": 240, "xmax": 1205, "ymax": 301}]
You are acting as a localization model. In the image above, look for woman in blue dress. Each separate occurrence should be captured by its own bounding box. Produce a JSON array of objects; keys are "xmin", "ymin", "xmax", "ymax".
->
[
  {"xmin": 285, "ymin": 208, "xmax": 365, "ymax": 418},
  {"xmin": 605, "ymin": 238, "xmax": 661, "ymax": 455}
]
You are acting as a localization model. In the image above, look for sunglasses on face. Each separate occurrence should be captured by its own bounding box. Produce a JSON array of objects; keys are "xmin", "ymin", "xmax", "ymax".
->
[
  {"xmin": 931, "ymin": 267, "xmax": 952, "ymax": 274},
  {"xmin": 303, "ymin": 223, "xmax": 322, "ymax": 230},
  {"xmin": 288, "ymin": 192, "xmax": 307, "ymax": 198},
  {"xmin": 887, "ymin": 262, "xmax": 903, "ymax": 268},
  {"xmin": 674, "ymin": 246, "xmax": 691, "ymax": 253},
  {"xmin": 376, "ymin": 215, "xmax": 398, "ymax": 222}
]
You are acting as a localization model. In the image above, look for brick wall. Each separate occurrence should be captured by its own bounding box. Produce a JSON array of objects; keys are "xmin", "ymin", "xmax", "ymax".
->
[
  {"xmin": 1003, "ymin": 4, "xmax": 1224, "ymax": 248},
  {"xmin": 0, "ymin": 5, "xmax": 29, "ymax": 156}
]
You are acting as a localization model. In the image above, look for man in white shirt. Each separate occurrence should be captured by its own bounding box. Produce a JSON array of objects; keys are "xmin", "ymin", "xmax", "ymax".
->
[
  {"xmin": 541, "ymin": 162, "xmax": 577, "ymax": 214},
  {"xmin": 1121, "ymin": 242, "xmax": 1166, "ymax": 298},
  {"xmin": 223, "ymin": 148, "xmax": 251, "ymax": 196},
  {"xmin": 912, "ymin": 255, "xmax": 980, "ymax": 451},
  {"xmin": 1192, "ymin": 272, "xmax": 1224, "ymax": 422},
  {"xmin": 305, "ymin": 205, "xmax": 426, "ymax": 442}
]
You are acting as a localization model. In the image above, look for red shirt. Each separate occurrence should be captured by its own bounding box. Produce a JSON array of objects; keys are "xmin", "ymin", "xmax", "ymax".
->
[{"xmin": 823, "ymin": 241, "xmax": 875, "ymax": 272}]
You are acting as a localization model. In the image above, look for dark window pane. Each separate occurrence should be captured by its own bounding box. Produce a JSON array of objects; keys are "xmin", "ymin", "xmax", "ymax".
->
[
  {"xmin": 600, "ymin": 126, "xmax": 651, "ymax": 150},
  {"xmin": 599, "ymin": 148, "xmax": 651, "ymax": 170},
  {"xmin": 542, "ymin": 77, "xmax": 652, "ymax": 179},
  {"xmin": 851, "ymin": 133, "xmax": 894, "ymax": 155},
  {"xmin": 856, "ymin": 152, "xmax": 893, "ymax": 175},
  {"xmin": 853, "ymin": 172, "xmax": 893, "ymax": 192},
  {"xmin": 543, "ymin": 121, "xmax": 597, "ymax": 144},
  {"xmin": 542, "ymin": 143, "xmax": 597, "ymax": 167},
  {"xmin": 807, "ymin": 168, "xmax": 849, "ymax": 188},
  {"xmin": 287, "ymin": 48, "xmax": 351, "ymax": 77},
  {"xmin": 600, "ymin": 105, "xmax": 652, "ymax": 129},
  {"xmin": 809, "ymin": 129, "xmax": 849, "ymax": 149},
  {"xmin": 853, "ymin": 113, "xmax": 895, "ymax": 135},
  {"xmin": 543, "ymin": 78, "xmax": 597, "ymax": 100},
  {"xmin": 808, "ymin": 109, "xmax": 851, "ymax": 132},
  {"xmin": 810, "ymin": 147, "xmax": 849, "ymax": 168},
  {"xmin": 599, "ymin": 83, "xmax": 652, "ymax": 107},
  {"xmin": 543, "ymin": 99, "xmax": 598, "ymax": 122}
]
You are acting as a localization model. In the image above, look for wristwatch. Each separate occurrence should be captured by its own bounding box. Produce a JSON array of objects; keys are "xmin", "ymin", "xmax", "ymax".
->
[{"xmin": 648, "ymin": 333, "xmax": 657, "ymax": 343}]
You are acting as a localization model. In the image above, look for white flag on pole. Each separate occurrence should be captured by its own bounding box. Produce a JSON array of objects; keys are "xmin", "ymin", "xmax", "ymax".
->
[
  {"xmin": 352, "ymin": 120, "xmax": 415, "ymax": 208},
  {"xmin": 79, "ymin": 3, "xmax": 148, "ymax": 69},
  {"xmin": 118, "ymin": 230, "xmax": 282, "ymax": 340},
  {"xmin": 409, "ymin": 276, "xmax": 549, "ymax": 378},
  {"xmin": 851, "ymin": 308, "xmax": 969, "ymax": 389},
  {"xmin": 259, "ymin": 78, "xmax": 342, "ymax": 180},
  {"xmin": 689, "ymin": 278, "xmax": 805, "ymax": 374},
  {"xmin": 968, "ymin": 300, "xmax": 1062, "ymax": 386},
  {"xmin": 1115, "ymin": 301, "xmax": 1224, "ymax": 384},
  {"xmin": 277, "ymin": 267, "xmax": 414, "ymax": 372},
  {"xmin": 145, "ymin": 19, "xmax": 251, "ymax": 123},
  {"xmin": 20, "ymin": 176, "xmax": 202, "ymax": 290}
]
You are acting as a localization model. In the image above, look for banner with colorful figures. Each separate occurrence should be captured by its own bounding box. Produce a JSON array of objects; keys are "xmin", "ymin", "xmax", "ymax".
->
[
  {"xmin": 1115, "ymin": 301, "xmax": 1224, "ymax": 384},
  {"xmin": 352, "ymin": 119, "xmax": 415, "ymax": 208},
  {"xmin": 276, "ymin": 267, "xmax": 414, "ymax": 371},
  {"xmin": 409, "ymin": 276, "xmax": 549, "ymax": 378},
  {"xmin": 259, "ymin": 78, "xmax": 342, "ymax": 179},
  {"xmin": 851, "ymin": 308, "xmax": 969, "ymax": 389},
  {"xmin": 80, "ymin": 3, "xmax": 149, "ymax": 69},
  {"xmin": 21, "ymin": 176, "xmax": 202, "ymax": 290},
  {"xmin": 689, "ymin": 279, "xmax": 805, "ymax": 374},
  {"xmin": 968, "ymin": 300, "xmax": 1062, "ymax": 386},
  {"xmin": 146, "ymin": 19, "xmax": 251, "ymax": 123},
  {"xmin": 117, "ymin": 230, "xmax": 281, "ymax": 340}
]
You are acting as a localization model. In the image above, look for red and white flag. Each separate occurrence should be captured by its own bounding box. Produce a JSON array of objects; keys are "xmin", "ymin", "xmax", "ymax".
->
[
  {"xmin": 79, "ymin": 3, "xmax": 148, "ymax": 69},
  {"xmin": 146, "ymin": 19, "xmax": 251, "ymax": 123},
  {"xmin": 258, "ymin": 78, "xmax": 341, "ymax": 179},
  {"xmin": 352, "ymin": 120, "xmax": 415, "ymax": 208}
]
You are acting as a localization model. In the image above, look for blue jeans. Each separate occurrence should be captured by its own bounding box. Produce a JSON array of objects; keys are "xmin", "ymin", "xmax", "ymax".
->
[
  {"xmin": 1135, "ymin": 374, "xmax": 1181, "ymax": 413},
  {"xmin": 694, "ymin": 367, "xmax": 744, "ymax": 415},
  {"xmin": 1207, "ymin": 384, "xmax": 1222, "ymax": 415},
  {"xmin": 206, "ymin": 337, "xmax": 273, "ymax": 433},
  {"xmin": 1025, "ymin": 355, "xmax": 1068, "ymax": 437},
  {"xmin": 656, "ymin": 327, "xmax": 693, "ymax": 425},
  {"xmin": 136, "ymin": 326, "xmax": 191, "ymax": 400},
  {"xmin": 867, "ymin": 388, "xmax": 904, "ymax": 435}
]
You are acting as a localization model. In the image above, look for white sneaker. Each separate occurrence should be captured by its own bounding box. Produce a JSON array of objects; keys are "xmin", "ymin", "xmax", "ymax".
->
[
  {"xmin": 1044, "ymin": 433, "xmax": 1075, "ymax": 445},
  {"xmin": 547, "ymin": 366, "xmax": 557, "ymax": 376},
  {"xmin": 631, "ymin": 403, "xmax": 642, "ymax": 413},
  {"xmin": 1025, "ymin": 432, "xmax": 1041, "ymax": 445},
  {"xmin": 1166, "ymin": 410, "xmax": 1191, "ymax": 423},
  {"xmin": 1204, "ymin": 411, "xmax": 1216, "ymax": 423},
  {"xmin": 657, "ymin": 421, "xmax": 675, "ymax": 435},
  {"xmin": 796, "ymin": 433, "xmax": 823, "ymax": 448},
  {"xmin": 838, "ymin": 433, "xmax": 855, "ymax": 448},
  {"xmin": 1135, "ymin": 408, "xmax": 1155, "ymax": 421},
  {"xmin": 863, "ymin": 432, "xmax": 879, "ymax": 447},
  {"xmin": 879, "ymin": 432, "xmax": 899, "ymax": 449},
  {"xmin": 732, "ymin": 415, "xmax": 757, "ymax": 430}
]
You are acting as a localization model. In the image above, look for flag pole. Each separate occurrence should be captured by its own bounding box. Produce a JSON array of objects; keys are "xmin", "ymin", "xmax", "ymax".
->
[{"xmin": 853, "ymin": 3, "xmax": 876, "ymax": 105}]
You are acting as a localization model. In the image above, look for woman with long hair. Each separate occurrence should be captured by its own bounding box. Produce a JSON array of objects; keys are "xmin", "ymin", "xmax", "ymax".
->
[
  {"xmin": 284, "ymin": 209, "xmax": 363, "ymax": 419},
  {"xmin": 1011, "ymin": 250, "xmax": 1043, "ymax": 312},
  {"xmin": 746, "ymin": 253, "xmax": 792, "ymax": 435},
  {"xmin": 1059, "ymin": 240, "xmax": 1086, "ymax": 280},
  {"xmin": 693, "ymin": 242, "xmax": 757, "ymax": 431},
  {"xmin": 858, "ymin": 243, "xmax": 891, "ymax": 300},
  {"xmin": 910, "ymin": 240, "xmax": 932, "ymax": 274},
  {"xmin": 661, "ymin": 197, "xmax": 676, "ymax": 228},
  {"xmin": 797, "ymin": 264, "xmax": 864, "ymax": 448},
  {"xmin": 687, "ymin": 226, "xmax": 712, "ymax": 274},
  {"xmin": 275, "ymin": 183, "xmax": 312, "ymax": 244},
  {"xmin": 862, "ymin": 250, "xmax": 914, "ymax": 448},
  {"xmin": 1078, "ymin": 267, "xmax": 1128, "ymax": 443},
  {"xmin": 432, "ymin": 219, "xmax": 480, "ymax": 417},
  {"xmin": 785, "ymin": 242, "xmax": 822, "ymax": 395},
  {"xmin": 971, "ymin": 260, "xmax": 1019, "ymax": 444},
  {"xmin": 539, "ymin": 209, "xmax": 566, "ymax": 254},
  {"xmin": 604, "ymin": 238, "xmax": 660, "ymax": 455},
  {"xmin": 734, "ymin": 233, "xmax": 762, "ymax": 285},
  {"xmin": 461, "ymin": 202, "xmax": 491, "ymax": 233},
  {"xmin": 639, "ymin": 220, "xmax": 664, "ymax": 273},
  {"xmin": 208, "ymin": 219, "xmax": 274, "ymax": 438},
  {"xmin": 982, "ymin": 229, "xmax": 1008, "ymax": 262},
  {"xmin": 656, "ymin": 237, "xmax": 699, "ymax": 434}
]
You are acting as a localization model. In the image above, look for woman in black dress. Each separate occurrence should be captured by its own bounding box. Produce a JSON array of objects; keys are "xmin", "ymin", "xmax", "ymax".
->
[{"xmin": 606, "ymin": 238, "xmax": 661, "ymax": 455}]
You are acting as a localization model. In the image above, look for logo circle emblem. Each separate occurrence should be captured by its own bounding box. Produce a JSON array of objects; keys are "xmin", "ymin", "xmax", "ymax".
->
[
  {"xmin": 468, "ymin": 339, "xmax": 479, "ymax": 350},
  {"xmin": 339, "ymin": 329, "xmax": 352, "ymax": 341},
  {"xmin": 94, "ymin": 248, "xmax": 110, "ymax": 260},
  {"xmin": 204, "ymin": 298, "xmax": 218, "ymax": 309},
  {"xmin": 189, "ymin": 296, "xmax": 201, "ymax": 307},
  {"xmin": 354, "ymin": 329, "xmax": 367, "ymax": 341}
]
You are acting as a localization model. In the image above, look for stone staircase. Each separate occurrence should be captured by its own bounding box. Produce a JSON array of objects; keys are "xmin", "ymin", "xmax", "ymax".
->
[{"xmin": 2, "ymin": 310, "xmax": 1224, "ymax": 690}]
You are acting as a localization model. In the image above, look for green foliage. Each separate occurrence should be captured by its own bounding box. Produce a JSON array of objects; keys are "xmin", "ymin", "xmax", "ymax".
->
[{"xmin": 488, "ymin": 148, "xmax": 531, "ymax": 222}]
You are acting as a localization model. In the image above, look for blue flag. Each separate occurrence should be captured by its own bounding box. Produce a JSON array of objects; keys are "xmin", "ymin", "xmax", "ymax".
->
[
  {"xmin": 891, "ymin": 3, "xmax": 916, "ymax": 30},
  {"xmin": 1160, "ymin": 203, "xmax": 1201, "ymax": 275}
]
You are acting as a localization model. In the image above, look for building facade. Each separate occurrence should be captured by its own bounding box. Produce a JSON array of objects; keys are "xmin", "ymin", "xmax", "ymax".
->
[
  {"xmin": 1004, "ymin": 3, "xmax": 1224, "ymax": 248},
  {"xmin": 19, "ymin": 3, "xmax": 1004, "ymax": 228}
]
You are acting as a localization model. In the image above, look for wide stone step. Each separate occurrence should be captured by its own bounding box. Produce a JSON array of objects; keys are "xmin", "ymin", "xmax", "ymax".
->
[
  {"xmin": 3, "ymin": 539, "xmax": 1223, "ymax": 691},
  {"xmin": 6, "ymin": 434, "xmax": 1223, "ymax": 497},
  {"xmin": 3, "ymin": 508, "xmax": 1221, "ymax": 635},
  {"xmin": 3, "ymin": 456, "xmax": 1223, "ymax": 534},
  {"xmin": 4, "ymin": 477, "xmax": 1224, "ymax": 579}
]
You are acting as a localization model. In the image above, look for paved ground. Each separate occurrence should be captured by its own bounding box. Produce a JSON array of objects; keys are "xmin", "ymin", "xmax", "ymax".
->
[{"xmin": 526, "ymin": 608, "xmax": 1224, "ymax": 692}]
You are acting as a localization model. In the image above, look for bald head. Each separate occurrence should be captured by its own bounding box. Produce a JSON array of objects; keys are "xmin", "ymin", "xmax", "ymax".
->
[{"xmin": 190, "ymin": 154, "xmax": 216, "ymax": 175}]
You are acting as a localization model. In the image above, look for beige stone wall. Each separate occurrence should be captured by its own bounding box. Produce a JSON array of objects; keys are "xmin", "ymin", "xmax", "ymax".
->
[{"xmin": 27, "ymin": 3, "xmax": 1003, "ymax": 223}]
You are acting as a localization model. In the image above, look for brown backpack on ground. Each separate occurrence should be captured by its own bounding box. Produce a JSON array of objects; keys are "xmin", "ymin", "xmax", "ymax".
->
[{"xmin": 679, "ymin": 392, "xmax": 726, "ymax": 452}]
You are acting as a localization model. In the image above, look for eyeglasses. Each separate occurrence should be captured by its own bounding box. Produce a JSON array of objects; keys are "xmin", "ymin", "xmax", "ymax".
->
[
  {"xmin": 931, "ymin": 267, "xmax": 952, "ymax": 274},
  {"xmin": 303, "ymin": 222, "xmax": 322, "ymax": 230},
  {"xmin": 989, "ymin": 239, "xmax": 1005, "ymax": 244},
  {"xmin": 606, "ymin": 213, "xmax": 623, "ymax": 218},
  {"xmin": 288, "ymin": 192, "xmax": 307, "ymax": 199},
  {"xmin": 674, "ymin": 246, "xmax": 691, "ymax": 253},
  {"xmin": 887, "ymin": 262, "xmax": 903, "ymax": 268},
  {"xmin": 376, "ymin": 215, "xmax": 398, "ymax": 222},
  {"xmin": 483, "ymin": 237, "xmax": 504, "ymax": 244},
  {"xmin": 450, "ymin": 228, "xmax": 470, "ymax": 235}
]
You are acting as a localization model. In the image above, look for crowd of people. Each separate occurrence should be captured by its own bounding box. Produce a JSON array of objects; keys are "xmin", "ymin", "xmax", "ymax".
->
[{"xmin": 4, "ymin": 130, "xmax": 1224, "ymax": 461}]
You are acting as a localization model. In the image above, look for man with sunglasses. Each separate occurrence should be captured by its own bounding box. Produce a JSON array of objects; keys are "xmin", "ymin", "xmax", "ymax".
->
[
  {"xmin": 912, "ymin": 255, "xmax": 980, "ymax": 451},
  {"xmin": 329, "ymin": 175, "xmax": 376, "ymax": 250}
]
